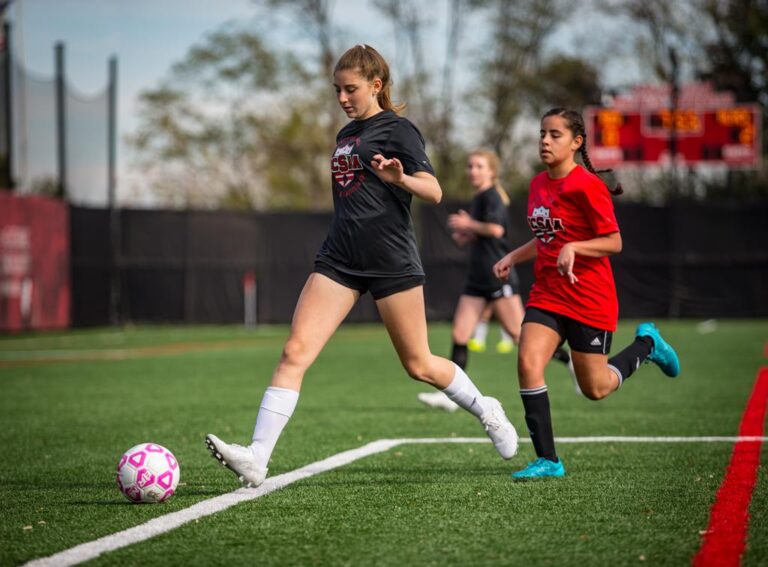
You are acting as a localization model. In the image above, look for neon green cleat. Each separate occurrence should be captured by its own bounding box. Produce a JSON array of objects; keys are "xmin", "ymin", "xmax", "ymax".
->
[
  {"xmin": 468, "ymin": 338, "xmax": 486, "ymax": 353},
  {"xmin": 495, "ymin": 340, "xmax": 514, "ymax": 354}
]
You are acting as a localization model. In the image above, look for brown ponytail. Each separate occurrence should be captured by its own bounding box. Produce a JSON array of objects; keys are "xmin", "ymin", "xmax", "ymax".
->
[
  {"xmin": 542, "ymin": 108, "xmax": 624, "ymax": 196},
  {"xmin": 334, "ymin": 44, "xmax": 405, "ymax": 115}
]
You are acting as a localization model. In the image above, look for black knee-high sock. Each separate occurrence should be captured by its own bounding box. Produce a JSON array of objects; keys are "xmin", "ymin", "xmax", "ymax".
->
[
  {"xmin": 520, "ymin": 386, "xmax": 557, "ymax": 462},
  {"xmin": 451, "ymin": 343, "xmax": 468, "ymax": 370},
  {"xmin": 607, "ymin": 336, "xmax": 653, "ymax": 386}
]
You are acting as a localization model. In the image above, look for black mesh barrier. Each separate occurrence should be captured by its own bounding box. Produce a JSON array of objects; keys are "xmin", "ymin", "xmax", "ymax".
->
[
  {"xmin": 70, "ymin": 202, "xmax": 768, "ymax": 327},
  {"xmin": 119, "ymin": 210, "xmax": 190, "ymax": 324},
  {"xmin": 674, "ymin": 204, "xmax": 768, "ymax": 317},
  {"xmin": 69, "ymin": 206, "xmax": 110, "ymax": 326},
  {"xmin": 612, "ymin": 204, "xmax": 672, "ymax": 318},
  {"xmin": 419, "ymin": 202, "xmax": 469, "ymax": 320},
  {"xmin": 185, "ymin": 211, "xmax": 260, "ymax": 323}
]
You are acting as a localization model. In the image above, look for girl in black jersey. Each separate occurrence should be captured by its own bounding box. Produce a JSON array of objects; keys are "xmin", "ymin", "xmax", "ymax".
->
[{"xmin": 206, "ymin": 45, "xmax": 518, "ymax": 488}]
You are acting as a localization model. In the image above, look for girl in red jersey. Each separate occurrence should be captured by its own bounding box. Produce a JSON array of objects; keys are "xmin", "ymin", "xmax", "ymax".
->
[
  {"xmin": 493, "ymin": 108, "xmax": 681, "ymax": 479},
  {"xmin": 204, "ymin": 45, "xmax": 518, "ymax": 488}
]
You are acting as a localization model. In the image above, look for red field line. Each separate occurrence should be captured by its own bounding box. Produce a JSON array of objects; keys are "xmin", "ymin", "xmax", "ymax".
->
[{"xmin": 692, "ymin": 367, "xmax": 768, "ymax": 567}]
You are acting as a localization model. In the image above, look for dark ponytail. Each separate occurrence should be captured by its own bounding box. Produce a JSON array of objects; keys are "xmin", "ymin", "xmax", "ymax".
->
[{"xmin": 542, "ymin": 108, "xmax": 623, "ymax": 196}]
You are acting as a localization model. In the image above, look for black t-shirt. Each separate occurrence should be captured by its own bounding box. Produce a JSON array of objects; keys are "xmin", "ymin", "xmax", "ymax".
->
[
  {"xmin": 316, "ymin": 110, "xmax": 435, "ymax": 277},
  {"xmin": 466, "ymin": 187, "xmax": 512, "ymax": 289}
]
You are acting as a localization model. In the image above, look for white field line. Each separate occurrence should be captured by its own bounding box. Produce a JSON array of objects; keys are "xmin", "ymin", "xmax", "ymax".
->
[{"xmin": 23, "ymin": 435, "xmax": 767, "ymax": 567}]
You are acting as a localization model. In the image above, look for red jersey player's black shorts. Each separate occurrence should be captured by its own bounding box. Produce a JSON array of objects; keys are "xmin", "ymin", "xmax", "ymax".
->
[
  {"xmin": 314, "ymin": 262, "xmax": 425, "ymax": 301},
  {"xmin": 523, "ymin": 306, "xmax": 613, "ymax": 355}
]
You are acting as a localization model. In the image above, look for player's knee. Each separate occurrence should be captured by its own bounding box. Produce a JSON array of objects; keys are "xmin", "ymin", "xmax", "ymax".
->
[
  {"xmin": 517, "ymin": 352, "xmax": 545, "ymax": 382},
  {"xmin": 280, "ymin": 338, "xmax": 309, "ymax": 367},
  {"xmin": 402, "ymin": 359, "xmax": 430, "ymax": 383},
  {"xmin": 580, "ymin": 384, "xmax": 610, "ymax": 401}
]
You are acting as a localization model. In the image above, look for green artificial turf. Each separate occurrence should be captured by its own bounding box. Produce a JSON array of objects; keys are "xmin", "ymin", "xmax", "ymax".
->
[{"xmin": 0, "ymin": 320, "xmax": 766, "ymax": 566}]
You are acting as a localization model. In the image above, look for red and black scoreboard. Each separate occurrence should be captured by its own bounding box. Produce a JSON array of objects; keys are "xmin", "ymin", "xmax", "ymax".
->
[{"xmin": 584, "ymin": 82, "xmax": 761, "ymax": 169}]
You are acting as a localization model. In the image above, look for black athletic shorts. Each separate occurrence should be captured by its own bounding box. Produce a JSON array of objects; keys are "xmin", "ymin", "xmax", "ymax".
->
[
  {"xmin": 314, "ymin": 262, "xmax": 425, "ymax": 300},
  {"xmin": 523, "ymin": 306, "xmax": 613, "ymax": 354},
  {"xmin": 463, "ymin": 267, "xmax": 520, "ymax": 301},
  {"xmin": 463, "ymin": 282, "xmax": 515, "ymax": 301}
]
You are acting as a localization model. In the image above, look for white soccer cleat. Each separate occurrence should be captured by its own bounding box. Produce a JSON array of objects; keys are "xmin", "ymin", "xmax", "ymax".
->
[
  {"xmin": 205, "ymin": 433, "xmax": 268, "ymax": 488},
  {"xmin": 479, "ymin": 397, "xmax": 518, "ymax": 459},
  {"xmin": 417, "ymin": 391, "xmax": 460, "ymax": 412}
]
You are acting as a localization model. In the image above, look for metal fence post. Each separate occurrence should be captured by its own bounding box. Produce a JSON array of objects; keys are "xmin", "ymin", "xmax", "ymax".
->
[{"xmin": 54, "ymin": 41, "xmax": 66, "ymax": 199}]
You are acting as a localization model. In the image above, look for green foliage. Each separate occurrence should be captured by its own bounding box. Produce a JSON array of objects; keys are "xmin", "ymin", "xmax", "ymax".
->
[
  {"xmin": 128, "ymin": 21, "xmax": 333, "ymax": 210},
  {"xmin": 127, "ymin": 0, "xmax": 766, "ymax": 208}
]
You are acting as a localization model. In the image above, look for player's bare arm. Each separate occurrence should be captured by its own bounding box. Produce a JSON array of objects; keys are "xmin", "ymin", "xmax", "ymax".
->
[
  {"xmin": 557, "ymin": 232, "xmax": 622, "ymax": 284},
  {"xmin": 448, "ymin": 209, "xmax": 504, "ymax": 238},
  {"xmin": 493, "ymin": 238, "xmax": 537, "ymax": 280},
  {"xmin": 371, "ymin": 154, "xmax": 442, "ymax": 203}
]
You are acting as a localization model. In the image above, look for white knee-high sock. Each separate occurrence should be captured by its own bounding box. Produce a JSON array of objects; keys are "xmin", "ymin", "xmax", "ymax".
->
[
  {"xmin": 249, "ymin": 386, "xmax": 299, "ymax": 467},
  {"xmin": 442, "ymin": 363, "xmax": 486, "ymax": 418},
  {"xmin": 472, "ymin": 320, "xmax": 489, "ymax": 342},
  {"xmin": 499, "ymin": 328, "xmax": 512, "ymax": 343}
]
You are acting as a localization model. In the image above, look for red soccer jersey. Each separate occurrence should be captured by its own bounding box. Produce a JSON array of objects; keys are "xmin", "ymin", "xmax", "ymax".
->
[{"xmin": 526, "ymin": 165, "xmax": 620, "ymax": 331}]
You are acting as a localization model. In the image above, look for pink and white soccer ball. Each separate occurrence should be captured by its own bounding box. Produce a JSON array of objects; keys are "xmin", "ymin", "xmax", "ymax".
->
[{"xmin": 116, "ymin": 443, "xmax": 180, "ymax": 503}]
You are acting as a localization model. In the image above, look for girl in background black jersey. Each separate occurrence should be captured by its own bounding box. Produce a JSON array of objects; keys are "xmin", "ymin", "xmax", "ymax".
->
[
  {"xmin": 418, "ymin": 150, "xmax": 570, "ymax": 412},
  {"xmin": 418, "ymin": 150, "xmax": 524, "ymax": 411},
  {"xmin": 206, "ymin": 45, "xmax": 518, "ymax": 487}
]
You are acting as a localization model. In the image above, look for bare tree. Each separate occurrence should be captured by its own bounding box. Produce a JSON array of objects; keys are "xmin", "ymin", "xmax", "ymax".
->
[{"xmin": 473, "ymin": 0, "xmax": 561, "ymax": 159}]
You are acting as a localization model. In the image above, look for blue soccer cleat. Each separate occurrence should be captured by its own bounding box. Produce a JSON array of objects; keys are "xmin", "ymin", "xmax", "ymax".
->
[
  {"xmin": 636, "ymin": 322, "xmax": 681, "ymax": 377},
  {"xmin": 511, "ymin": 457, "xmax": 566, "ymax": 480}
]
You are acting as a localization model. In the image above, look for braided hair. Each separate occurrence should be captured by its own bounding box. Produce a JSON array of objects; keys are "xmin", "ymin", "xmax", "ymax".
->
[{"xmin": 542, "ymin": 108, "xmax": 623, "ymax": 196}]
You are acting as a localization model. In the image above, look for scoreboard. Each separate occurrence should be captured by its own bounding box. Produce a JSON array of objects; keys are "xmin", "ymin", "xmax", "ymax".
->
[{"xmin": 584, "ymin": 83, "xmax": 761, "ymax": 169}]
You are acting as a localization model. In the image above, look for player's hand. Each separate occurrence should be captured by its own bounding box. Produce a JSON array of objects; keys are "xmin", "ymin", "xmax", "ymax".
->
[
  {"xmin": 493, "ymin": 253, "xmax": 514, "ymax": 280},
  {"xmin": 448, "ymin": 209, "xmax": 472, "ymax": 232},
  {"xmin": 557, "ymin": 243, "xmax": 578, "ymax": 284},
  {"xmin": 371, "ymin": 154, "xmax": 405, "ymax": 185}
]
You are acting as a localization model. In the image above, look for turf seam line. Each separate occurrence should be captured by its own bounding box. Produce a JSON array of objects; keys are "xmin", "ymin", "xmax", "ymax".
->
[
  {"xmin": 22, "ymin": 435, "xmax": 767, "ymax": 567},
  {"xmin": 692, "ymin": 367, "xmax": 768, "ymax": 567}
]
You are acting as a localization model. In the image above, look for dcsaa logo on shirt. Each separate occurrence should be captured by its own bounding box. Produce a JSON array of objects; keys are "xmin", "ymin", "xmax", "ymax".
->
[
  {"xmin": 528, "ymin": 205, "xmax": 564, "ymax": 243},
  {"xmin": 331, "ymin": 137, "xmax": 365, "ymax": 196}
]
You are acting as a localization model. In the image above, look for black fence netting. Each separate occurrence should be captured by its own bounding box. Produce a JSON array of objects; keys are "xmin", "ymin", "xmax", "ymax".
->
[{"xmin": 70, "ymin": 201, "xmax": 768, "ymax": 327}]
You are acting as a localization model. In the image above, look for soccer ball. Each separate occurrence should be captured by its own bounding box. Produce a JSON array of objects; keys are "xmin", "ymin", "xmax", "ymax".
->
[{"xmin": 116, "ymin": 443, "xmax": 180, "ymax": 503}]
